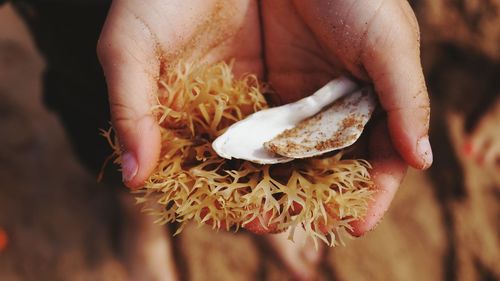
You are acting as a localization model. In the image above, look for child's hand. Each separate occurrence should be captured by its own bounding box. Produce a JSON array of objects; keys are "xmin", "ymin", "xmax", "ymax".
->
[
  {"xmin": 98, "ymin": 0, "xmax": 432, "ymax": 236},
  {"xmin": 261, "ymin": 0, "xmax": 431, "ymax": 235},
  {"xmin": 97, "ymin": 0, "xmax": 262, "ymax": 188}
]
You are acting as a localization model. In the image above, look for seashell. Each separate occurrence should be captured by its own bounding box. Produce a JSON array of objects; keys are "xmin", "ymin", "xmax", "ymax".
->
[
  {"xmin": 212, "ymin": 77, "xmax": 376, "ymax": 164},
  {"xmin": 264, "ymin": 87, "xmax": 376, "ymax": 158}
]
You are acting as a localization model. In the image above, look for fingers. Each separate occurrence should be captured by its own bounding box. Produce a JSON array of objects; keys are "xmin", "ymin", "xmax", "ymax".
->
[
  {"xmin": 294, "ymin": 0, "xmax": 432, "ymax": 170},
  {"xmin": 97, "ymin": 3, "xmax": 161, "ymax": 188},
  {"xmin": 350, "ymin": 118, "xmax": 407, "ymax": 236},
  {"xmin": 360, "ymin": 0, "xmax": 432, "ymax": 170}
]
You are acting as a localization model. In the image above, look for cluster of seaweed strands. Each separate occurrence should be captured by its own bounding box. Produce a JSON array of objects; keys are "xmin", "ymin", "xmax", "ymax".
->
[{"xmin": 102, "ymin": 61, "xmax": 374, "ymax": 247}]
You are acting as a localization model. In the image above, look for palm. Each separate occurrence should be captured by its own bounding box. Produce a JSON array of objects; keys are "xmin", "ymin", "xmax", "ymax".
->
[
  {"xmin": 148, "ymin": 0, "xmax": 263, "ymax": 79},
  {"xmin": 262, "ymin": 2, "xmax": 339, "ymax": 103}
]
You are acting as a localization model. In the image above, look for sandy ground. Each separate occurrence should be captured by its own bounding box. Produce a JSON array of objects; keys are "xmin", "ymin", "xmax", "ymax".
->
[{"xmin": 0, "ymin": 3, "xmax": 498, "ymax": 281}]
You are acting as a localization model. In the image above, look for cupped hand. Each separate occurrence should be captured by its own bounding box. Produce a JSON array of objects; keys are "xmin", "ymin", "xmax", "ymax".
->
[
  {"xmin": 262, "ymin": 0, "xmax": 432, "ymax": 235},
  {"xmin": 98, "ymin": 0, "xmax": 432, "ymax": 236},
  {"xmin": 97, "ymin": 0, "xmax": 262, "ymax": 188}
]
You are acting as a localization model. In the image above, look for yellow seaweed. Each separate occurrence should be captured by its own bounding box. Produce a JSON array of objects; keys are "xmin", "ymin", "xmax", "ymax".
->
[{"xmin": 103, "ymin": 61, "xmax": 374, "ymax": 246}]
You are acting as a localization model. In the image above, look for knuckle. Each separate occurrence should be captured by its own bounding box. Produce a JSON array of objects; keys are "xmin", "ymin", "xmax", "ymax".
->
[
  {"xmin": 110, "ymin": 101, "xmax": 138, "ymax": 125},
  {"xmin": 110, "ymin": 101, "xmax": 154, "ymax": 133}
]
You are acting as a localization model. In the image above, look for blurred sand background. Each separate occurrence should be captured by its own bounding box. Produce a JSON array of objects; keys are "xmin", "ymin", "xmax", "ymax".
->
[{"xmin": 0, "ymin": 1, "xmax": 498, "ymax": 281}]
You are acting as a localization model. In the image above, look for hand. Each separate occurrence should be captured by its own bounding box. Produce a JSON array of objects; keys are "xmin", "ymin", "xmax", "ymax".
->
[
  {"xmin": 98, "ymin": 0, "xmax": 432, "ymax": 236},
  {"xmin": 262, "ymin": 0, "xmax": 432, "ymax": 235},
  {"xmin": 97, "ymin": 0, "xmax": 262, "ymax": 188}
]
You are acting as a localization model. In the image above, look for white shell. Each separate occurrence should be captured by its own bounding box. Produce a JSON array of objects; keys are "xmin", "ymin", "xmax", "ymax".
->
[
  {"xmin": 212, "ymin": 77, "xmax": 375, "ymax": 164},
  {"xmin": 264, "ymin": 87, "xmax": 376, "ymax": 158}
]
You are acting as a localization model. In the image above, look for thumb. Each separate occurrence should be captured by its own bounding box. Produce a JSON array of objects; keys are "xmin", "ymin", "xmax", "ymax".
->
[
  {"xmin": 295, "ymin": 0, "xmax": 432, "ymax": 170},
  {"xmin": 361, "ymin": 0, "xmax": 432, "ymax": 170},
  {"xmin": 97, "ymin": 6, "xmax": 161, "ymax": 189}
]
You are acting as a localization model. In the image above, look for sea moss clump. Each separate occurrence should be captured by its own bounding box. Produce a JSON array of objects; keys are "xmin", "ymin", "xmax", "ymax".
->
[{"xmin": 104, "ymin": 61, "xmax": 374, "ymax": 246}]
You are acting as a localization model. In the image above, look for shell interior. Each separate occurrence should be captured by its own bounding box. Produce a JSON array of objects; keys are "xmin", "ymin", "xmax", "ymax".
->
[
  {"xmin": 212, "ymin": 77, "xmax": 376, "ymax": 164},
  {"xmin": 265, "ymin": 87, "xmax": 376, "ymax": 158}
]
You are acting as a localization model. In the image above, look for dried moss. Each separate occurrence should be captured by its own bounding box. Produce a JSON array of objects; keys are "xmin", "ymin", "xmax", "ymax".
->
[{"xmin": 103, "ymin": 61, "xmax": 374, "ymax": 247}]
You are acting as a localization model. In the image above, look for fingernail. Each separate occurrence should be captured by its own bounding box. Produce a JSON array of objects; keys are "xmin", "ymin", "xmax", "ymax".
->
[
  {"xmin": 121, "ymin": 152, "xmax": 138, "ymax": 182},
  {"xmin": 417, "ymin": 136, "xmax": 433, "ymax": 169}
]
